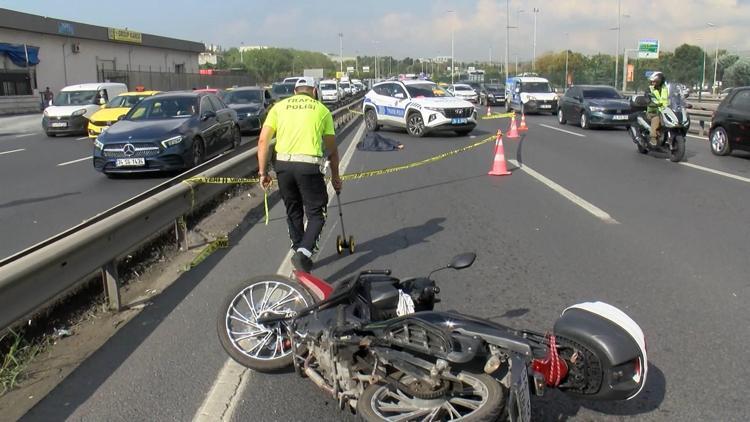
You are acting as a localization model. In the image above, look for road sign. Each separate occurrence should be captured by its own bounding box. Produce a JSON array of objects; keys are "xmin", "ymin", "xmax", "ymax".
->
[
  {"xmin": 346, "ymin": 66, "xmax": 354, "ymax": 72},
  {"xmin": 362, "ymin": 66, "xmax": 370, "ymax": 72},
  {"xmin": 638, "ymin": 39, "xmax": 659, "ymax": 59}
]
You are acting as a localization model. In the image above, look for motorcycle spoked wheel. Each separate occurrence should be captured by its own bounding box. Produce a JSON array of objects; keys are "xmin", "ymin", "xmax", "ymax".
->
[
  {"xmin": 669, "ymin": 135, "xmax": 686, "ymax": 162},
  {"xmin": 357, "ymin": 371, "xmax": 505, "ymax": 422},
  {"xmin": 217, "ymin": 275, "xmax": 314, "ymax": 372}
]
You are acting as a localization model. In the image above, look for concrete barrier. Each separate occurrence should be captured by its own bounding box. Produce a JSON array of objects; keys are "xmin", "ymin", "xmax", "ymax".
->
[{"xmin": 0, "ymin": 95, "xmax": 41, "ymax": 116}]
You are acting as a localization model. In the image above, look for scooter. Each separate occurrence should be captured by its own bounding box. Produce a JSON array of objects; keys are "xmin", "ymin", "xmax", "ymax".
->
[{"xmin": 628, "ymin": 85, "xmax": 690, "ymax": 163}]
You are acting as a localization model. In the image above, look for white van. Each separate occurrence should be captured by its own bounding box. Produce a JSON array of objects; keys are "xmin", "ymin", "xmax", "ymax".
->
[
  {"xmin": 319, "ymin": 79, "xmax": 341, "ymax": 104},
  {"xmin": 43, "ymin": 82, "xmax": 128, "ymax": 136}
]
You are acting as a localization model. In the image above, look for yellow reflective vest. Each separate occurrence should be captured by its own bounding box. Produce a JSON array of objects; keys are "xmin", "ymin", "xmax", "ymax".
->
[{"xmin": 647, "ymin": 85, "xmax": 669, "ymax": 114}]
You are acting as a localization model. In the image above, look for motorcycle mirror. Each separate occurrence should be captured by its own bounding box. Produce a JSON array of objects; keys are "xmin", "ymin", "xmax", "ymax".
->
[{"xmin": 448, "ymin": 252, "xmax": 476, "ymax": 270}]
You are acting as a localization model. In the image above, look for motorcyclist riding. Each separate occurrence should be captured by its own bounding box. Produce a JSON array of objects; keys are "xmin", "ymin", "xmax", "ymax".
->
[{"xmin": 646, "ymin": 71, "xmax": 669, "ymax": 147}]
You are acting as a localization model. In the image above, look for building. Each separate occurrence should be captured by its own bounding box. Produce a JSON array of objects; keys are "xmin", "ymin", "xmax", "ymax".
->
[{"xmin": 0, "ymin": 8, "xmax": 203, "ymax": 114}]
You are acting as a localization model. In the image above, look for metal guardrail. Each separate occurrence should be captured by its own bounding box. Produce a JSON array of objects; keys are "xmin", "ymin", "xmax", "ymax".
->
[{"xmin": 0, "ymin": 97, "xmax": 364, "ymax": 333}]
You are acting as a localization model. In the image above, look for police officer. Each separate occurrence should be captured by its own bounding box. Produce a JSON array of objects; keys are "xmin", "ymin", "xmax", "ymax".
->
[
  {"xmin": 257, "ymin": 77, "xmax": 342, "ymax": 273},
  {"xmin": 646, "ymin": 71, "xmax": 669, "ymax": 147}
]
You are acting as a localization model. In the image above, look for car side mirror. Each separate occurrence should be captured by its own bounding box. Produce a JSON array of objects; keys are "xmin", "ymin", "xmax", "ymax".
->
[
  {"xmin": 448, "ymin": 253, "xmax": 476, "ymax": 270},
  {"xmin": 394, "ymin": 93, "xmax": 405, "ymax": 99},
  {"xmin": 201, "ymin": 110, "xmax": 217, "ymax": 121},
  {"xmin": 117, "ymin": 115, "xmax": 126, "ymax": 121}
]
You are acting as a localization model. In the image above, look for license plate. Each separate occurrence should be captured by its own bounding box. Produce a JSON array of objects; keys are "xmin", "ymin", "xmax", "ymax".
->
[
  {"xmin": 51, "ymin": 122, "xmax": 68, "ymax": 127},
  {"xmin": 613, "ymin": 115, "xmax": 629, "ymax": 120},
  {"xmin": 451, "ymin": 118, "xmax": 468, "ymax": 124},
  {"xmin": 539, "ymin": 104, "xmax": 552, "ymax": 109},
  {"xmin": 115, "ymin": 158, "xmax": 145, "ymax": 167}
]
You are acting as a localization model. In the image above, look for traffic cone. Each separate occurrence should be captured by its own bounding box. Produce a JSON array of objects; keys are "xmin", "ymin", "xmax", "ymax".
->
[
  {"xmin": 506, "ymin": 115, "xmax": 520, "ymax": 139},
  {"xmin": 488, "ymin": 130, "xmax": 511, "ymax": 176},
  {"xmin": 486, "ymin": 105, "xmax": 492, "ymax": 117},
  {"xmin": 519, "ymin": 113, "xmax": 528, "ymax": 131}
]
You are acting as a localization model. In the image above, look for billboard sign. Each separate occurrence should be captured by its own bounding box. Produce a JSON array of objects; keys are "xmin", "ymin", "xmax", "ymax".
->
[
  {"xmin": 362, "ymin": 66, "xmax": 370, "ymax": 72},
  {"xmin": 638, "ymin": 39, "xmax": 659, "ymax": 59}
]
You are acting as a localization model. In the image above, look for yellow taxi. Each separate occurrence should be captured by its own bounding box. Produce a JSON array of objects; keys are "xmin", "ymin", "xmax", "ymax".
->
[{"xmin": 87, "ymin": 90, "xmax": 160, "ymax": 138}]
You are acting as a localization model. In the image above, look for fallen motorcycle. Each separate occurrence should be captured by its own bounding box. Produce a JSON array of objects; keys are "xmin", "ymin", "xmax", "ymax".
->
[{"xmin": 217, "ymin": 253, "xmax": 647, "ymax": 421}]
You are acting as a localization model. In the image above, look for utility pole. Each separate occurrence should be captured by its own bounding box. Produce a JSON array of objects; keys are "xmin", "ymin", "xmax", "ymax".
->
[
  {"xmin": 614, "ymin": 0, "xmax": 621, "ymax": 87},
  {"xmin": 532, "ymin": 8, "xmax": 540, "ymax": 71},
  {"xmin": 447, "ymin": 10, "xmax": 455, "ymax": 85},
  {"xmin": 564, "ymin": 33, "xmax": 570, "ymax": 88},
  {"xmin": 708, "ymin": 23, "xmax": 719, "ymax": 93},
  {"xmin": 338, "ymin": 32, "xmax": 343, "ymax": 74},
  {"xmin": 505, "ymin": 0, "xmax": 510, "ymax": 81}
]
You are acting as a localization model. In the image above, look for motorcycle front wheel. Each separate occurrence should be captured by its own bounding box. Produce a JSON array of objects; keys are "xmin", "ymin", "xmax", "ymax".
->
[
  {"xmin": 357, "ymin": 371, "xmax": 505, "ymax": 422},
  {"xmin": 217, "ymin": 275, "xmax": 314, "ymax": 372},
  {"xmin": 669, "ymin": 134, "xmax": 686, "ymax": 162}
]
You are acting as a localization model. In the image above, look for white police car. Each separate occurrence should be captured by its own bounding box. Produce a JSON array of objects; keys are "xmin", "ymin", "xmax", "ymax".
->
[{"xmin": 363, "ymin": 80, "xmax": 477, "ymax": 137}]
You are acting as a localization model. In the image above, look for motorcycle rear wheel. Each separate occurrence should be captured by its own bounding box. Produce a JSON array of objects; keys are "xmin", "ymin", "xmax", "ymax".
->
[
  {"xmin": 217, "ymin": 275, "xmax": 314, "ymax": 372},
  {"xmin": 357, "ymin": 371, "xmax": 505, "ymax": 422},
  {"xmin": 669, "ymin": 135, "xmax": 686, "ymax": 162}
]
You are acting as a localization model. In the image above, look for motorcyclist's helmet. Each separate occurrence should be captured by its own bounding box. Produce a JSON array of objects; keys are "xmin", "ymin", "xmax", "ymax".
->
[{"xmin": 649, "ymin": 71, "xmax": 665, "ymax": 84}]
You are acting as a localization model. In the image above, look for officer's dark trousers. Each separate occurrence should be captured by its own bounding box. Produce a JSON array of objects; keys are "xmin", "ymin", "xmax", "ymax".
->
[{"xmin": 275, "ymin": 160, "xmax": 328, "ymax": 254}]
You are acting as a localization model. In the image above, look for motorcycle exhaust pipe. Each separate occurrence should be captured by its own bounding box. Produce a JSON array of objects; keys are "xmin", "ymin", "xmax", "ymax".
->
[{"xmin": 304, "ymin": 356, "xmax": 335, "ymax": 396}]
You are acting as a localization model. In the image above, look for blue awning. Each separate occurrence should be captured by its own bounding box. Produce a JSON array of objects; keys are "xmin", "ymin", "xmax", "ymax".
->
[{"xmin": 0, "ymin": 43, "xmax": 40, "ymax": 67}]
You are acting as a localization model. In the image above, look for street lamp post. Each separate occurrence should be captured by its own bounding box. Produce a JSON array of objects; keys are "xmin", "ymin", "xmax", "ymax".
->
[
  {"xmin": 447, "ymin": 9, "xmax": 455, "ymax": 85},
  {"xmin": 505, "ymin": 0, "xmax": 511, "ymax": 81},
  {"xmin": 239, "ymin": 41, "xmax": 244, "ymax": 64},
  {"xmin": 564, "ymin": 33, "xmax": 570, "ymax": 88},
  {"xmin": 615, "ymin": 0, "xmax": 620, "ymax": 87},
  {"xmin": 338, "ymin": 32, "xmax": 343, "ymax": 74},
  {"xmin": 708, "ymin": 23, "xmax": 719, "ymax": 93},
  {"xmin": 532, "ymin": 8, "xmax": 540, "ymax": 71}
]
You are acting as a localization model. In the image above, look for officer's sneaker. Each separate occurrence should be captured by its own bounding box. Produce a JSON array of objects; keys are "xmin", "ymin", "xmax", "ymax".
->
[{"xmin": 291, "ymin": 251, "xmax": 313, "ymax": 273}]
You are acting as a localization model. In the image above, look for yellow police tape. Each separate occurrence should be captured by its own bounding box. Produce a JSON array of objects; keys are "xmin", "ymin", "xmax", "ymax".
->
[
  {"xmin": 481, "ymin": 111, "xmax": 516, "ymax": 120},
  {"xmin": 348, "ymin": 107, "xmax": 365, "ymax": 115},
  {"xmin": 182, "ymin": 133, "xmax": 498, "ymax": 222},
  {"xmin": 185, "ymin": 235, "xmax": 228, "ymax": 270}
]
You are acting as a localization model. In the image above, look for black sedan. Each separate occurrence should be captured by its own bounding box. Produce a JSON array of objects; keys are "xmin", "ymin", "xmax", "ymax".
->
[
  {"xmin": 222, "ymin": 87, "xmax": 273, "ymax": 134},
  {"xmin": 558, "ymin": 85, "xmax": 633, "ymax": 129},
  {"xmin": 709, "ymin": 86, "xmax": 750, "ymax": 156},
  {"xmin": 93, "ymin": 92, "xmax": 240, "ymax": 175},
  {"xmin": 479, "ymin": 84, "xmax": 505, "ymax": 106}
]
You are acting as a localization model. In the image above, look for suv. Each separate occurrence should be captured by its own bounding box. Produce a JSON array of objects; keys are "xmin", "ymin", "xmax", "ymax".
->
[
  {"xmin": 363, "ymin": 80, "xmax": 476, "ymax": 137},
  {"xmin": 505, "ymin": 76, "xmax": 558, "ymax": 114},
  {"xmin": 709, "ymin": 86, "xmax": 750, "ymax": 156},
  {"xmin": 479, "ymin": 84, "xmax": 505, "ymax": 106}
]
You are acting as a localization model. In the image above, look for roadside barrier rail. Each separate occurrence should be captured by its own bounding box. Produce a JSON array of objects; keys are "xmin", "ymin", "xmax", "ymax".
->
[{"xmin": 0, "ymin": 97, "xmax": 364, "ymax": 333}]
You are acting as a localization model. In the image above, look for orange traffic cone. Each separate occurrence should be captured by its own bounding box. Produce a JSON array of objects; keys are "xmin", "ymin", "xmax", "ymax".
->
[
  {"xmin": 488, "ymin": 130, "xmax": 511, "ymax": 176},
  {"xmin": 506, "ymin": 115, "xmax": 520, "ymax": 139},
  {"xmin": 486, "ymin": 105, "xmax": 492, "ymax": 117},
  {"xmin": 519, "ymin": 113, "xmax": 528, "ymax": 131}
]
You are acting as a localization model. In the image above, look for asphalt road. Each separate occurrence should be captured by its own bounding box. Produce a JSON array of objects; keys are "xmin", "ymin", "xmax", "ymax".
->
[
  {"xmin": 0, "ymin": 116, "xmax": 257, "ymax": 260},
  {"xmin": 21, "ymin": 109, "xmax": 750, "ymax": 421}
]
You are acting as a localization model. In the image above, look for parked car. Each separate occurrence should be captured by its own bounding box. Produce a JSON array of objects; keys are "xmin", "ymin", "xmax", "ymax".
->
[
  {"xmin": 319, "ymin": 79, "xmax": 341, "ymax": 104},
  {"xmin": 43, "ymin": 82, "xmax": 128, "ymax": 136},
  {"xmin": 221, "ymin": 87, "xmax": 273, "ymax": 134},
  {"xmin": 505, "ymin": 76, "xmax": 558, "ymax": 114},
  {"xmin": 447, "ymin": 84, "xmax": 478, "ymax": 103},
  {"xmin": 271, "ymin": 82, "xmax": 296, "ymax": 101},
  {"xmin": 479, "ymin": 84, "xmax": 505, "ymax": 106},
  {"xmin": 557, "ymin": 85, "xmax": 633, "ymax": 129},
  {"xmin": 709, "ymin": 86, "xmax": 750, "ymax": 156},
  {"xmin": 363, "ymin": 80, "xmax": 476, "ymax": 137},
  {"xmin": 87, "ymin": 90, "xmax": 160, "ymax": 138},
  {"xmin": 93, "ymin": 92, "xmax": 240, "ymax": 176}
]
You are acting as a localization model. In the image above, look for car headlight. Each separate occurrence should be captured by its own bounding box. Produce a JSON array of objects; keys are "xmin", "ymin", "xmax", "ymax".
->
[
  {"xmin": 488, "ymin": 94, "xmax": 495, "ymax": 98},
  {"xmin": 94, "ymin": 139, "xmax": 104, "ymax": 150},
  {"xmin": 161, "ymin": 135, "xmax": 183, "ymax": 148},
  {"xmin": 72, "ymin": 108, "xmax": 87, "ymax": 117},
  {"xmin": 424, "ymin": 107, "xmax": 444, "ymax": 115},
  {"xmin": 589, "ymin": 106, "xmax": 605, "ymax": 112}
]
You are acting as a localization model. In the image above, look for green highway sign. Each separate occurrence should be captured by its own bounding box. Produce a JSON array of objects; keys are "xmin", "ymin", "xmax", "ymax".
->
[{"xmin": 638, "ymin": 39, "xmax": 660, "ymax": 59}]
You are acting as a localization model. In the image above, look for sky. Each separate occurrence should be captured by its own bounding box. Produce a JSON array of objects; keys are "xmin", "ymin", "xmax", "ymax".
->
[{"xmin": 3, "ymin": 0, "xmax": 750, "ymax": 61}]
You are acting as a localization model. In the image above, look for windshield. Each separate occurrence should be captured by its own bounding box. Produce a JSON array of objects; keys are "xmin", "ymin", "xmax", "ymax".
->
[
  {"xmin": 54, "ymin": 90, "xmax": 97, "ymax": 106},
  {"xmin": 272, "ymin": 84, "xmax": 295, "ymax": 95},
  {"xmin": 223, "ymin": 90, "xmax": 262, "ymax": 104},
  {"xmin": 582, "ymin": 88, "xmax": 622, "ymax": 99},
  {"xmin": 405, "ymin": 84, "xmax": 452, "ymax": 98},
  {"xmin": 126, "ymin": 97, "xmax": 197, "ymax": 120},
  {"xmin": 454, "ymin": 85, "xmax": 473, "ymax": 91},
  {"xmin": 521, "ymin": 82, "xmax": 552, "ymax": 93},
  {"xmin": 340, "ymin": 82, "xmax": 350, "ymax": 88},
  {"xmin": 320, "ymin": 83, "xmax": 337, "ymax": 90},
  {"xmin": 106, "ymin": 95, "xmax": 148, "ymax": 108}
]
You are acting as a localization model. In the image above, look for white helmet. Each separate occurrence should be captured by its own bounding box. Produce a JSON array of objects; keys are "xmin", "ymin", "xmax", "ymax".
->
[{"xmin": 649, "ymin": 71, "xmax": 664, "ymax": 83}]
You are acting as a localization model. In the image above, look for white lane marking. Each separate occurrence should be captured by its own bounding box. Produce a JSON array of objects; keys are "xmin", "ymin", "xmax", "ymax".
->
[
  {"xmin": 508, "ymin": 159, "xmax": 619, "ymax": 224},
  {"xmin": 687, "ymin": 134, "xmax": 708, "ymax": 141},
  {"xmin": 194, "ymin": 122, "xmax": 365, "ymax": 422},
  {"xmin": 15, "ymin": 133, "xmax": 35, "ymax": 138},
  {"xmin": 538, "ymin": 124, "xmax": 586, "ymax": 138},
  {"xmin": 679, "ymin": 162, "xmax": 750, "ymax": 184},
  {"xmin": 0, "ymin": 148, "xmax": 25, "ymax": 156},
  {"xmin": 57, "ymin": 156, "xmax": 90, "ymax": 166},
  {"xmin": 76, "ymin": 136, "xmax": 91, "ymax": 141}
]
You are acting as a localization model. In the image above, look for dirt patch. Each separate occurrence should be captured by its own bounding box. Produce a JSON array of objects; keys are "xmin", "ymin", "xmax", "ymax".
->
[{"xmin": 0, "ymin": 184, "xmax": 271, "ymax": 421}]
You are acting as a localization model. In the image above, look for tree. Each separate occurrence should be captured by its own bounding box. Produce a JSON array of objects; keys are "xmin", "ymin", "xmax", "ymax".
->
[
  {"xmin": 724, "ymin": 58, "xmax": 750, "ymax": 87},
  {"xmin": 668, "ymin": 44, "xmax": 705, "ymax": 87},
  {"xmin": 717, "ymin": 54, "xmax": 740, "ymax": 82}
]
